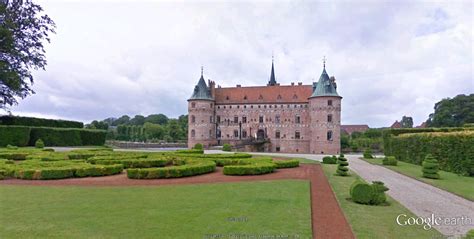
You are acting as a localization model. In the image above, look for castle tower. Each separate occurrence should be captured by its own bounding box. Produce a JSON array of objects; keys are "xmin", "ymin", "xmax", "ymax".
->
[
  {"xmin": 309, "ymin": 60, "xmax": 342, "ymax": 154},
  {"xmin": 187, "ymin": 68, "xmax": 216, "ymax": 149}
]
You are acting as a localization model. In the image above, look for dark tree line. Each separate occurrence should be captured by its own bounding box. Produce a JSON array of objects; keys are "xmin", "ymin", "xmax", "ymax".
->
[
  {"xmin": 427, "ymin": 94, "xmax": 474, "ymax": 127},
  {"xmin": 86, "ymin": 114, "xmax": 188, "ymax": 142}
]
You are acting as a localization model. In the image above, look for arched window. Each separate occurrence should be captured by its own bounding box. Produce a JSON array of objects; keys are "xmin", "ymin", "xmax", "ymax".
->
[
  {"xmin": 191, "ymin": 115, "xmax": 195, "ymax": 123},
  {"xmin": 191, "ymin": 129, "xmax": 195, "ymax": 138}
]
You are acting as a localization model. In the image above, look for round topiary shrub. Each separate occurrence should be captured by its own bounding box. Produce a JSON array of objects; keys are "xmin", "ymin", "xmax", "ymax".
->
[
  {"xmin": 363, "ymin": 148, "xmax": 373, "ymax": 159},
  {"xmin": 193, "ymin": 143, "xmax": 203, "ymax": 150},
  {"xmin": 382, "ymin": 156, "xmax": 398, "ymax": 166},
  {"xmin": 422, "ymin": 154, "xmax": 440, "ymax": 179},
  {"xmin": 322, "ymin": 156, "xmax": 337, "ymax": 164},
  {"xmin": 350, "ymin": 181, "xmax": 374, "ymax": 204},
  {"xmin": 336, "ymin": 155, "xmax": 349, "ymax": 176},
  {"xmin": 35, "ymin": 139, "xmax": 45, "ymax": 149},
  {"xmin": 222, "ymin": 144, "xmax": 232, "ymax": 152},
  {"xmin": 370, "ymin": 181, "xmax": 389, "ymax": 205}
]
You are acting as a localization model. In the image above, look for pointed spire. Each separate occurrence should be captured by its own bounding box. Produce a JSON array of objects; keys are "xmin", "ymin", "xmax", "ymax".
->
[
  {"xmin": 309, "ymin": 57, "xmax": 340, "ymax": 98},
  {"xmin": 268, "ymin": 56, "xmax": 277, "ymax": 86},
  {"xmin": 189, "ymin": 67, "xmax": 213, "ymax": 100}
]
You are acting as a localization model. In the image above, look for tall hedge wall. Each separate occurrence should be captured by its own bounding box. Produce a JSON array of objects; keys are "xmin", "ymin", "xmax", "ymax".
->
[
  {"xmin": 383, "ymin": 127, "xmax": 474, "ymax": 155},
  {"xmin": 0, "ymin": 116, "xmax": 83, "ymax": 128},
  {"xmin": 389, "ymin": 131, "xmax": 474, "ymax": 176},
  {"xmin": 0, "ymin": 126, "xmax": 31, "ymax": 147},
  {"xmin": 0, "ymin": 126, "xmax": 106, "ymax": 147}
]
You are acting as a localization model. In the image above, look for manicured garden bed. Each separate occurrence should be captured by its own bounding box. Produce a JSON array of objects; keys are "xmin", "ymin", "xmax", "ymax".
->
[{"xmin": 362, "ymin": 157, "xmax": 474, "ymax": 201}]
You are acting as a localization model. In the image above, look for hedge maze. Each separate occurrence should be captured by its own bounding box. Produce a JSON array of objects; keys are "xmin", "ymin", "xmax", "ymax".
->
[{"xmin": 0, "ymin": 147, "xmax": 300, "ymax": 180}]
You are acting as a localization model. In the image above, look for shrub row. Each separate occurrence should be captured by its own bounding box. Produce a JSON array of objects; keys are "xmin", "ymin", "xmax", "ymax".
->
[
  {"xmin": 94, "ymin": 158, "xmax": 170, "ymax": 168},
  {"xmin": 213, "ymin": 157, "xmax": 273, "ymax": 167},
  {"xmin": 14, "ymin": 164, "xmax": 123, "ymax": 180},
  {"xmin": 382, "ymin": 127, "xmax": 474, "ymax": 155},
  {"xmin": 0, "ymin": 126, "xmax": 106, "ymax": 147},
  {"xmin": 188, "ymin": 153, "xmax": 252, "ymax": 159},
  {"xmin": 127, "ymin": 161, "xmax": 216, "ymax": 179},
  {"xmin": 0, "ymin": 115, "xmax": 84, "ymax": 128},
  {"xmin": 223, "ymin": 162, "xmax": 275, "ymax": 175},
  {"xmin": 388, "ymin": 131, "xmax": 474, "ymax": 176},
  {"xmin": 175, "ymin": 149, "xmax": 204, "ymax": 154},
  {"xmin": 273, "ymin": 159, "xmax": 299, "ymax": 169}
]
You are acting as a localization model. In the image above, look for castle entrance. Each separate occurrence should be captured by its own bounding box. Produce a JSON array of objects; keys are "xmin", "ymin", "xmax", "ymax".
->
[{"xmin": 257, "ymin": 129, "xmax": 265, "ymax": 140}]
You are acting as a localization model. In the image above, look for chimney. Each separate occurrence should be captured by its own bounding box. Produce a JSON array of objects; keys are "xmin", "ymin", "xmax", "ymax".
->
[
  {"xmin": 236, "ymin": 84, "xmax": 241, "ymax": 87},
  {"xmin": 298, "ymin": 82, "xmax": 302, "ymax": 85},
  {"xmin": 291, "ymin": 82, "xmax": 294, "ymax": 86}
]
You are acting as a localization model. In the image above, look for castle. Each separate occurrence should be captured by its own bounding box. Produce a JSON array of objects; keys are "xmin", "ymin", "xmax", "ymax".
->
[{"xmin": 187, "ymin": 59, "xmax": 342, "ymax": 154}]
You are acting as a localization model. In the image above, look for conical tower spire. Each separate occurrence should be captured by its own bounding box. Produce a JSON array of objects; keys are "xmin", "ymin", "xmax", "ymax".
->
[{"xmin": 268, "ymin": 56, "xmax": 277, "ymax": 86}]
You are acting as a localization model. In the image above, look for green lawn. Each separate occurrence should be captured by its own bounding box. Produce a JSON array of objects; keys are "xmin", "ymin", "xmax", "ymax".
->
[
  {"xmin": 321, "ymin": 164, "xmax": 443, "ymax": 239},
  {"xmin": 0, "ymin": 180, "xmax": 312, "ymax": 239},
  {"xmin": 362, "ymin": 157, "xmax": 474, "ymax": 201}
]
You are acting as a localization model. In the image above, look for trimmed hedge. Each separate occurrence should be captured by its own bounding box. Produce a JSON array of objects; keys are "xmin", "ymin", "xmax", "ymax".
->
[
  {"xmin": 213, "ymin": 157, "xmax": 273, "ymax": 167},
  {"xmin": 350, "ymin": 180, "xmax": 389, "ymax": 205},
  {"xmin": 382, "ymin": 156, "xmax": 398, "ymax": 166},
  {"xmin": 0, "ymin": 170, "xmax": 6, "ymax": 180},
  {"xmin": 176, "ymin": 149, "xmax": 204, "ymax": 154},
  {"xmin": 0, "ymin": 126, "xmax": 31, "ymax": 147},
  {"xmin": 223, "ymin": 162, "xmax": 275, "ymax": 175},
  {"xmin": 363, "ymin": 148, "xmax": 373, "ymax": 159},
  {"xmin": 127, "ymin": 161, "xmax": 216, "ymax": 179},
  {"xmin": 74, "ymin": 164, "xmax": 123, "ymax": 177},
  {"xmin": 322, "ymin": 156, "xmax": 337, "ymax": 164},
  {"xmin": 29, "ymin": 127, "xmax": 106, "ymax": 146},
  {"xmin": 273, "ymin": 159, "xmax": 299, "ymax": 169},
  {"xmin": 0, "ymin": 152, "xmax": 29, "ymax": 160},
  {"xmin": 94, "ymin": 158, "xmax": 170, "ymax": 168},
  {"xmin": 387, "ymin": 131, "xmax": 474, "ymax": 176},
  {"xmin": 0, "ymin": 115, "xmax": 83, "ymax": 128}
]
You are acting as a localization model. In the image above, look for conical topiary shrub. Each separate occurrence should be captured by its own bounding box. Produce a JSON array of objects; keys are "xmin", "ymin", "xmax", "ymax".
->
[
  {"xmin": 422, "ymin": 154, "xmax": 440, "ymax": 179},
  {"xmin": 336, "ymin": 155, "xmax": 349, "ymax": 176}
]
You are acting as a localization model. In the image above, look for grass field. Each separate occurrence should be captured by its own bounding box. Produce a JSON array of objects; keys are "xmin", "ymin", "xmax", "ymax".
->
[
  {"xmin": 0, "ymin": 180, "xmax": 312, "ymax": 239},
  {"xmin": 321, "ymin": 164, "xmax": 443, "ymax": 239},
  {"xmin": 362, "ymin": 157, "xmax": 474, "ymax": 201}
]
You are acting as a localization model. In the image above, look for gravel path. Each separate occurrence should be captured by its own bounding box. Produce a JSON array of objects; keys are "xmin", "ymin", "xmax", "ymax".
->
[{"xmin": 248, "ymin": 152, "xmax": 474, "ymax": 237}]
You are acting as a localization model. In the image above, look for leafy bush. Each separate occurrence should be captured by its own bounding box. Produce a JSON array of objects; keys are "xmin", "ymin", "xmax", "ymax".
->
[
  {"xmin": 273, "ymin": 159, "xmax": 299, "ymax": 169},
  {"xmin": 363, "ymin": 148, "xmax": 373, "ymax": 159},
  {"xmin": 336, "ymin": 155, "xmax": 349, "ymax": 176},
  {"xmin": 223, "ymin": 162, "xmax": 275, "ymax": 175},
  {"xmin": 6, "ymin": 144, "xmax": 18, "ymax": 150},
  {"xmin": 463, "ymin": 229, "xmax": 474, "ymax": 239},
  {"xmin": 222, "ymin": 144, "xmax": 232, "ymax": 152},
  {"xmin": 322, "ymin": 156, "xmax": 337, "ymax": 164},
  {"xmin": 0, "ymin": 115, "xmax": 83, "ymax": 128},
  {"xmin": 382, "ymin": 156, "xmax": 398, "ymax": 166},
  {"xmin": 127, "ymin": 161, "xmax": 216, "ymax": 179},
  {"xmin": 193, "ymin": 143, "xmax": 203, "ymax": 150},
  {"xmin": 35, "ymin": 139, "xmax": 45, "ymax": 148},
  {"xmin": 0, "ymin": 126, "xmax": 31, "ymax": 147},
  {"xmin": 384, "ymin": 130, "xmax": 474, "ymax": 176},
  {"xmin": 350, "ymin": 180, "xmax": 389, "ymax": 205},
  {"xmin": 422, "ymin": 154, "xmax": 440, "ymax": 179},
  {"xmin": 0, "ymin": 170, "xmax": 6, "ymax": 180}
]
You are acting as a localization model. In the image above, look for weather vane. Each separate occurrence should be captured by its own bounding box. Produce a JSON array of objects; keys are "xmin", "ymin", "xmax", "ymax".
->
[
  {"xmin": 322, "ymin": 56, "xmax": 327, "ymax": 68},
  {"xmin": 201, "ymin": 66, "xmax": 203, "ymax": 76}
]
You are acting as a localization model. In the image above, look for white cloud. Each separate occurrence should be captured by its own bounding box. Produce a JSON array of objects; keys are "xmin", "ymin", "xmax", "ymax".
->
[{"xmin": 2, "ymin": 0, "xmax": 472, "ymax": 127}]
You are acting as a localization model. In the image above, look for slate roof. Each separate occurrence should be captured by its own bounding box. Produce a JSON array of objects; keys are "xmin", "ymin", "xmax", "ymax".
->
[
  {"xmin": 341, "ymin": 125, "xmax": 370, "ymax": 135},
  {"xmin": 189, "ymin": 75, "xmax": 213, "ymax": 100},
  {"xmin": 310, "ymin": 67, "xmax": 340, "ymax": 98}
]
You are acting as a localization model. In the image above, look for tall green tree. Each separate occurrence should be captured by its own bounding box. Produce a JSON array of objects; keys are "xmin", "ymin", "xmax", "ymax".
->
[
  {"xmin": 145, "ymin": 114, "xmax": 168, "ymax": 125},
  {"xmin": 427, "ymin": 94, "xmax": 474, "ymax": 127},
  {"xmin": 400, "ymin": 116, "xmax": 413, "ymax": 128},
  {"xmin": 0, "ymin": 0, "xmax": 55, "ymax": 109}
]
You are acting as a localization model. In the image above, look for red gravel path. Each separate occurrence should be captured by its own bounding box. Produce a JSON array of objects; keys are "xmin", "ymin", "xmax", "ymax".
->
[{"xmin": 0, "ymin": 164, "xmax": 354, "ymax": 239}]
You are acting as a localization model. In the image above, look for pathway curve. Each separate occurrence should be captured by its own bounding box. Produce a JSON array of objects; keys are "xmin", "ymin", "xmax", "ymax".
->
[{"xmin": 249, "ymin": 152, "xmax": 474, "ymax": 237}]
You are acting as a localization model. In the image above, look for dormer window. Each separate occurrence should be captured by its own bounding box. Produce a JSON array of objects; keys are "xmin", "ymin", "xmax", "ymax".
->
[
  {"xmin": 244, "ymin": 95, "xmax": 247, "ymax": 100},
  {"xmin": 226, "ymin": 96, "xmax": 230, "ymax": 100},
  {"xmin": 258, "ymin": 95, "xmax": 263, "ymax": 100},
  {"xmin": 293, "ymin": 94, "xmax": 298, "ymax": 99},
  {"xmin": 277, "ymin": 95, "xmax": 282, "ymax": 100}
]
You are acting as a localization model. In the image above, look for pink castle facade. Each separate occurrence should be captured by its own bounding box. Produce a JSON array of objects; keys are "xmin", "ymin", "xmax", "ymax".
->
[{"xmin": 188, "ymin": 61, "xmax": 342, "ymax": 154}]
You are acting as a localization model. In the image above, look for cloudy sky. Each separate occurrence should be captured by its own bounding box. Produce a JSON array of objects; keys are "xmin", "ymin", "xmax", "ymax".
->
[{"xmin": 3, "ymin": 0, "xmax": 473, "ymax": 127}]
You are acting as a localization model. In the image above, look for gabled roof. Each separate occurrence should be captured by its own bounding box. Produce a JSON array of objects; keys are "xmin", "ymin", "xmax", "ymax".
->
[
  {"xmin": 215, "ymin": 84, "xmax": 312, "ymax": 104},
  {"xmin": 310, "ymin": 67, "xmax": 340, "ymax": 98},
  {"xmin": 189, "ymin": 74, "xmax": 213, "ymax": 101}
]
